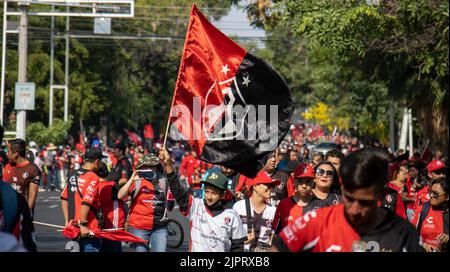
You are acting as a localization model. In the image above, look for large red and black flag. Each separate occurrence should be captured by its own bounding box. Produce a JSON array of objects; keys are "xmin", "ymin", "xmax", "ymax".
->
[{"xmin": 169, "ymin": 4, "xmax": 294, "ymax": 177}]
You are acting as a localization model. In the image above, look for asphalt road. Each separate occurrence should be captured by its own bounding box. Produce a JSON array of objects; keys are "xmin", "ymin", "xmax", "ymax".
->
[{"xmin": 33, "ymin": 191, "xmax": 190, "ymax": 252}]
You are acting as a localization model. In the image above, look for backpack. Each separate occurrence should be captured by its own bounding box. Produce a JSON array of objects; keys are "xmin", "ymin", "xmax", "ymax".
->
[{"xmin": 0, "ymin": 182, "xmax": 18, "ymax": 233}]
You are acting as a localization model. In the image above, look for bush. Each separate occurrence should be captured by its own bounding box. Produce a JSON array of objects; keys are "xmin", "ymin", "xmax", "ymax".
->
[{"xmin": 26, "ymin": 118, "xmax": 73, "ymax": 145}]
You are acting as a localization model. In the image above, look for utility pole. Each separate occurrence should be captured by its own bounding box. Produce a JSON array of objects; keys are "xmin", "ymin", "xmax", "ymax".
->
[
  {"xmin": 389, "ymin": 101, "xmax": 395, "ymax": 153},
  {"xmin": 16, "ymin": 3, "xmax": 28, "ymax": 140},
  {"xmin": 49, "ymin": 5, "xmax": 54, "ymax": 126},
  {"xmin": 64, "ymin": 6, "xmax": 70, "ymax": 122}
]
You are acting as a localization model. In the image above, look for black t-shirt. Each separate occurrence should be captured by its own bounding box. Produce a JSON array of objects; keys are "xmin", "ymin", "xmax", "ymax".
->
[
  {"xmin": 315, "ymin": 192, "xmax": 341, "ymax": 207},
  {"xmin": 358, "ymin": 208, "xmax": 424, "ymax": 252},
  {"xmin": 381, "ymin": 187, "xmax": 400, "ymax": 214},
  {"xmin": 251, "ymin": 211, "xmax": 263, "ymax": 249}
]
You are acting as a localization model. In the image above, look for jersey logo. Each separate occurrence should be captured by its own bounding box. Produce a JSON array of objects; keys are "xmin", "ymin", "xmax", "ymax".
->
[
  {"xmin": 22, "ymin": 172, "xmax": 29, "ymax": 179},
  {"xmin": 224, "ymin": 216, "xmax": 231, "ymax": 225},
  {"xmin": 385, "ymin": 194, "xmax": 393, "ymax": 203},
  {"xmin": 426, "ymin": 216, "xmax": 434, "ymax": 224}
]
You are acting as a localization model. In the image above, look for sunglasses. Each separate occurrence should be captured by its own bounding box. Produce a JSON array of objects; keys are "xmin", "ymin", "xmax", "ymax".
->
[
  {"xmin": 432, "ymin": 169, "xmax": 447, "ymax": 175},
  {"xmin": 429, "ymin": 191, "xmax": 447, "ymax": 199},
  {"xmin": 316, "ymin": 168, "xmax": 334, "ymax": 178}
]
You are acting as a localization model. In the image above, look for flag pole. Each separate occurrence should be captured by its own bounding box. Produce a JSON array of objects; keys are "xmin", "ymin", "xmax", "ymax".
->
[{"xmin": 162, "ymin": 4, "xmax": 196, "ymax": 150}]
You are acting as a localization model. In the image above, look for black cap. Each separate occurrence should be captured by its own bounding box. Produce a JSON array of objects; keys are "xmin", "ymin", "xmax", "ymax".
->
[
  {"xmin": 85, "ymin": 147, "xmax": 108, "ymax": 161},
  {"xmin": 114, "ymin": 141, "xmax": 126, "ymax": 153}
]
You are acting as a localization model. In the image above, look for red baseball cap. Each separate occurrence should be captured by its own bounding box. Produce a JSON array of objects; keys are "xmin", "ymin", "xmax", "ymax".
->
[
  {"xmin": 426, "ymin": 160, "xmax": 447, "ymax": 173},
  {"xmin": 294, "ymin": 163, "xmax": 315, "ymax": 179},
  {"xmin": 247, "ymin": 170, "xmax": 281, "ymax": 188}
]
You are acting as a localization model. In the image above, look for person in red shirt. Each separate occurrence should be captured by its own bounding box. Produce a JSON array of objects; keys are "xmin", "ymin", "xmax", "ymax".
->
[
  {"xmin": 414, "ymin": 160, "xmax": 447, "ymax": 213},
  {"xmin": 386, "ymin": 165, "xmax": 409, "ymax": 219},
  {"xmin": 179, "ymin": 150, "xmax": 203, "ymax": 197},
  {"xmin": 271, "ymin": 148, "xmax": 424, "ymax": 252},
  {"xmin": 412, "ymin": 178, "xmax": 448, "ymax": 252},
  {"xmin": 61, "ymin": 147, "xmax": 106, "ymax": 252},
  {"xmin": 117, "ymin": 153, "xmax": 174, "ymax": 252},
  {"xmin": 3, "ymin": 139, "xmax": 41, "ymax": 215},
  {"xmin": 273, "ymin": 163, "xmax": 326, "ymax": 232},
  {"xmin": 94, "ymin": 162, "xmax": 126, "ymax": 252}
]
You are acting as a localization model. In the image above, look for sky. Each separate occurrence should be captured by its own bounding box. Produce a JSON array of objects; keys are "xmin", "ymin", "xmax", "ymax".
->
[{"xmin": 212, "ymin": 3, "xmax": 266, "ymax": 47}]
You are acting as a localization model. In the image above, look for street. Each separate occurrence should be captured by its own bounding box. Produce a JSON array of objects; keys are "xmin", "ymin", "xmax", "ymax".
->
[{"xmin": 33, "ymin": 191, "xmax": 190, "ymax": 252}]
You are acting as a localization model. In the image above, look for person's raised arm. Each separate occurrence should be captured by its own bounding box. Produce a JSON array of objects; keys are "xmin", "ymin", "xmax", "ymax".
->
[
  {"xmin": 117, "ymin": 171, "xmax": 138, "ymax": 200},
  {"xmin": 159, "ymin": 148, "xmax": 191, "ymax": 214}
]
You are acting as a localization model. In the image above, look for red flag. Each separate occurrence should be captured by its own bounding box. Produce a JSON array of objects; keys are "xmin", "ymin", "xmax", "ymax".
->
[
  {"xmin": 168, "ymin": 4, "xmax": 293, "ymax": 177},
  {"xmin": 62, "ymin": 224, "xmax": 148, "ymax": 244},
  {"xmin": 144, "ymin": 124, "xmax": 155, "ymax": 139}
]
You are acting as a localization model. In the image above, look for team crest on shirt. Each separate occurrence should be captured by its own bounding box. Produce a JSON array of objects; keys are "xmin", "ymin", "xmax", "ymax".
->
[
  {"xmin": 223, "ymin": 216, "xmax": 231, "ymax": 225},
  {"xmin": 385, "ymin": 194, "xmax": 393, "ymax": 203},
  {"xmin": 22, "ymin": 172, "xmax": 29, "ymax": 179}
]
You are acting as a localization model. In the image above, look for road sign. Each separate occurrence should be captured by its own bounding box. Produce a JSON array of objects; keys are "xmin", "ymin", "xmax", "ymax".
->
[
  {"xmin": 14, "ymin": 82, "xmax": 35, "ymax": 110},
  {"xmin": 94, "ymin": 17, "xmax": 111, "ymax": 34}
]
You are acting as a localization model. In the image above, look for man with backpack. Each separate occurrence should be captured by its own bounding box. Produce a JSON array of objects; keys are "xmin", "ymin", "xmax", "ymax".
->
[{"xmin": 60, "ymin": 147, "xmax": 106, "ymax": 252}]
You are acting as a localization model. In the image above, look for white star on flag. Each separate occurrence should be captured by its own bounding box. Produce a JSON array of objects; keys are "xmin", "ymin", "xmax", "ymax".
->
[
  {"xmin": 242, "ymin": 75, "xmax": 251, "ymax": 87},
  {"xmin": 221, "ymin": 64, "xmax": 230, "ymax": 75}
]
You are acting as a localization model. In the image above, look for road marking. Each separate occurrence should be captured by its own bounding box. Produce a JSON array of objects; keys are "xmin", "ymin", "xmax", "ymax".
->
[{"xmin": 48, "ymin": 205, "xmax": 59, "ymax": 209}]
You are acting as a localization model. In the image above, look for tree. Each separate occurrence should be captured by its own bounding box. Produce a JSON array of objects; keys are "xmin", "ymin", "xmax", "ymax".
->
[{"xmin": 244, "ymin": 0, "xmax": 449, "ymax": 151}]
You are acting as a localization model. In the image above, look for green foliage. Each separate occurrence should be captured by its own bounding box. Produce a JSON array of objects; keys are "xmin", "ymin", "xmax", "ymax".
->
[
  {"xmin": 246, "ymin": 0, "xmax": 448, "ymax": 149},
  {"xmin": 26, "ymin": 118, "xmax": 73, "ymax": 145}
]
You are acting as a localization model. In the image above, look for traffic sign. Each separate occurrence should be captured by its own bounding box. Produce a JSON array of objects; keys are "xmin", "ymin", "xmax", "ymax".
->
[{"xmin": 14, "ymin": 82, "xmax": 35, "ymax": 110}]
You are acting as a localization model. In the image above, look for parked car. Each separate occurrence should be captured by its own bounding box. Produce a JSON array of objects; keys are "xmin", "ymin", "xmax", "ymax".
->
[{"xmin": 313, "ymin": 141, "xmax": 340, "ymax": 156}]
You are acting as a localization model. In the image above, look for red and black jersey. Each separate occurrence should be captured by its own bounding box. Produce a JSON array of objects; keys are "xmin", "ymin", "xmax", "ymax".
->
[
  {"xmin": 61, "ymin": 168, "xmax": 100, "ymax": 230},
  {"xmin": 414, "ymin": 185, "xmax": 430, "ymax": 211},
  {"xmin": 273, "ymin": 197, "xmax": 327, "ymax": 231},
  {"xmin": 127, "ymin": 177, "xmax": 174, "ymax": 230},
  {"xmin": 3, "ymin": 161, "xmax": 41, "ymax": 199},
  {"xmin": 94, "ymin": 181, "xmax": 125, "ymax": 229},
  {"xmin": 276, "ymin": 204, "xmax": 423, "ymax": 252},
  {"xmin": 380, "ymin": 186, "xmax": 406, "ymax": 219},
  {"xmin": 412, "ymin": 204, "xmax": 449, "ymax": 250}
]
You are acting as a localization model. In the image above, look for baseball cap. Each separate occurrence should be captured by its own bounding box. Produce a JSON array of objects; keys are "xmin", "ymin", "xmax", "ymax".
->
[
  {"xmin": 246, "ymin": 170, "xmax": 281, "ymax": 188},
  {"xmin": 201, "ymin": 171, "xmax": 229, "ymax": 191},
  {"xmin": 136, "ymin": 153, "xmax": 160, "ymax": 169},
  {"xmin": 294, "ymin": 163, "xmax": 315, "ymax": 179},
  {"xmin": 84, "ymin": 147, "xmax": 108, "ymax": 161},
  {"xmin": 426, "ymin": 160, "xmax": 447, "ymax": 173},
  {"xmin": 113, "ymin": 141, "xmax": 126, "ymax": 152}
]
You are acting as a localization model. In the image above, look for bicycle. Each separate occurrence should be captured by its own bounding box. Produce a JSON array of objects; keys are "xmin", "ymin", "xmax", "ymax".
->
[{"xmin": 165, "ymin": 218, "xmax": 184, "ymax": 249}]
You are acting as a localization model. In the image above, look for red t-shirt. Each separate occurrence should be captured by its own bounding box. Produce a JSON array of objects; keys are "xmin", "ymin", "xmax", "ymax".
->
[
  {"xmin": 387, "ymin": 183, "xmax": 407, "ymax": 219},
  {"xmin": 61, "ymin": 169, "xmax": 100, "ymax": 230},
  {"xmin": 278, "ymin": 204, "xmax": 423, "ymax": 252},
  {"xmin": 414, "ymin": 186, "xmax": 430, "ymax": 212},
  {"xmin": 94, "ymin": 181, "xmax": 125, "ymax": 229},
  {"xmin": 286, "ymin": 176, "xmax": 295, "ymax": 198},
  {"xmin": 412, "ymin": 205, "xmax": 446, "ymax": 250},
  {"xmin": 273, "ymin": 197, "xmax": 305, "ymax": 230},
  {"xmin": 127, "ymin": 179, "xmax": 170, "ymax": 230}
]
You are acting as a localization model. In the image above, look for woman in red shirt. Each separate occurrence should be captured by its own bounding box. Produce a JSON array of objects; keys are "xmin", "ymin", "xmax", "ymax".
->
[{"xmin": 412, "ymin": 178, "xmax": 449, "ymax": 252}]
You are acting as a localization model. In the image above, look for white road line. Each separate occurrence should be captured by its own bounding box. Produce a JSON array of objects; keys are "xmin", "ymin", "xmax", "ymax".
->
[{"xmin": 48, "ymin": 205, "xmax": 59, "ymax": 209}]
